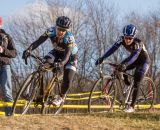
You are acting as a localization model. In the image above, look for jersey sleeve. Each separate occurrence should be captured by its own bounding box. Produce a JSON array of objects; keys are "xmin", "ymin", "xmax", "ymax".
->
[
  {"xmin": 29, "ymin": 27, "xmax": 56, "ymax": 50},
  {"xmin": 102, "ymin": 37, "xmax": 122, "ymax": 59},
  {"xmin": 65, "ymin": 35, "xmax": 75, "ymax": 45},
  {"xmin": 60, "ymin": 34, "xmax": 77, "ymax": 66},
  {"xmin": 44, "ymin": 27, "xmax": 56, "ymax": 37},
  {"xmin": 122, "ymin": 42, "xmax": 143, "ymax": 66},
  {"xmin": 29, "ymin": 34, "xmax": 48, "ymax": 50}
]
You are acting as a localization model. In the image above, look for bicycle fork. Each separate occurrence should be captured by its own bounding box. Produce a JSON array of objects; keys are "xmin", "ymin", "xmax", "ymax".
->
[
  {"xmin": 43, "ymin": 76, "xmax": 56, "ymax": 101},
  {"xmin": 41, "ymin": 76, "xmax": 56, "ymax": 114}
]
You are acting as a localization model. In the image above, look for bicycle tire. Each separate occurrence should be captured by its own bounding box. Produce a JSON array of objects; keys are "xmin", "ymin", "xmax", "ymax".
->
[
  {"xmin": 135, "ymin": 77, "xmax": 155, "ymax": 111},
  {"xmin": 41, "ymin": 74, "xmax": 64, "ymax": 115},
  {"xmin": 155, "ymin": 82, "xmax": 160, "ymax": 103},
  {"xmin": 12, "ymin": 72, "xmax": 41, "ymax": 115},
  {"xmin": 88, "ymin": 75, "xmax": 117, "ymax": 113}
]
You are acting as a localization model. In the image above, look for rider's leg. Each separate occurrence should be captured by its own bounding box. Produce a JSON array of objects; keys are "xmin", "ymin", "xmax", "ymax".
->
[
  {"xmin": 123, "ymin": 63, "xmax": 135, "ymax": 93},
  {"xmin": 60, "ymin": 68, "xmax": 76, "ymax": 98},
  {"xmin": 130, "ymin": 63, "xmax": 150, "ymax": 108},
  {"xmin": 123, "ymin": 74, "xmax": 130, "ymax": 86},
  {"xmin": 43, "ymin": 49, "xmax": 64, "ymax": 65},
  {"xmin": 52, "ymin": 68, "xmax": 75, "ymax": 105},
  {"xmin": 122, "ymin": 61, "xmax": 136, "ymax": 86}
]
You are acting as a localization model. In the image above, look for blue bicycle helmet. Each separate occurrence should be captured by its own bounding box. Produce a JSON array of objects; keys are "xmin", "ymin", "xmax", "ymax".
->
[{"xmin": 123, "ymin": 24, "xmax": 137, "ymax": 38}]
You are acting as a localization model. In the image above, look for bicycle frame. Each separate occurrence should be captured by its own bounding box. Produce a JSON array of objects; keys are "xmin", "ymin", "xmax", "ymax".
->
[
  {"xmin": 88, "ymin": 61, "xmax": 155, "ymax": 113},
  {"xmin": 99, "ymin": 62, "xmax": 135, "ymax": 108},
  {"xmin": 12, "ymin": 53, "xmax": 64, "ymax": 115},
  {"xmin": 43, "ymin": 69, "xmax": 62, "ymax": 102},
  {"xmin": 103, "ymin": 62, "xmax": 154, "ymax": 110}
]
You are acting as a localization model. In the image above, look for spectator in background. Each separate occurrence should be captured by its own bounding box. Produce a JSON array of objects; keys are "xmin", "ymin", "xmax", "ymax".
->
[{"xmin": 0, "ymin": 16, "xmax": 17, "ymax": 116}]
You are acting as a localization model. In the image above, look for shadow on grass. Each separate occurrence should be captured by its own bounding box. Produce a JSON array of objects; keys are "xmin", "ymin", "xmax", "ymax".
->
[
  {"xmin": 94, "ymin": 112, "xmax": 160, "ymax": 121},
  {"xmin": 69, "ymin": 109, "xmax": 160, "ymax": 122}
]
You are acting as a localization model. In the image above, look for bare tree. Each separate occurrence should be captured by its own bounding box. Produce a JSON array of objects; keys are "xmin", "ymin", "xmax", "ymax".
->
[{"xmin": 5, "ymin": 0, "xmax": 160, "ymax": 105}]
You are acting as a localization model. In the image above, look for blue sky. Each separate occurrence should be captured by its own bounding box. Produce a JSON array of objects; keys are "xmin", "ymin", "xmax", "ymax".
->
[
  {"xmin": 0, "ymin": 0, "xmax": 33, "ymax": 17},
  {"xmin": 114, "ymin": 0, "xmax": 160, "ymax": 16},
  {"xmin": 0, "ymin": 0, "xmax": 160, "ymax": 18}
]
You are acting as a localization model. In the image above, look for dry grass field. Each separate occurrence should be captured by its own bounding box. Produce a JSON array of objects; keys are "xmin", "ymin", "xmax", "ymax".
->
[{"xmin": 0, "ymin": 112, "xmax": 160, "ymax": 130}]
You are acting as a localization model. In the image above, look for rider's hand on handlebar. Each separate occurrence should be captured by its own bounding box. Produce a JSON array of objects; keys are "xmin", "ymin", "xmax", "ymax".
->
[
  {"xmin": 95, "ymin": 57, "xmax": 104, "ymax": 66},
  {"xmin": 43, "ymin": 62, "xmax": 52, "ymax": 69},
  {"xmin": 117, "ymin": 64, "xmax": 126, "ymax": 72},
  {"xmin": 22, "ymin": 48, "xmax": 31, "ymax": 60},
  {"xmin": 52, "ymin": 62, "xmax": 62, "ymax": 68}
]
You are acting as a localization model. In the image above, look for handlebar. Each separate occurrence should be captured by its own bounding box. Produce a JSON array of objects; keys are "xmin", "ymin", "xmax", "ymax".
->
[
  {"xmin": 24, "ymin": 53, "xmax": 61, "ymax": 71},
  {"xmin": 107, "ymin": 62, "xmax": 119, "ymax": 68},
  {"xmin": 99, "ymin": 61, "xmax": 119, "ymax": 69},
  {"xmin": 24, "ymin": 53, "xmax": 43, "ymax": 65},
  {"xmin": 98, "ymin": 61, "xmax": 133, "ymax": 77}
]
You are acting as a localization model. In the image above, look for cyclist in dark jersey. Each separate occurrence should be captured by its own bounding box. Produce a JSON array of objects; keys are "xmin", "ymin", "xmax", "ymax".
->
[
  {"xmin": 22, "ymin": 16, "xmax": 78, "ymax": 106},
  {"xmin": 95, "ymin": 24, "xmax": 150, "ymax": 113}
]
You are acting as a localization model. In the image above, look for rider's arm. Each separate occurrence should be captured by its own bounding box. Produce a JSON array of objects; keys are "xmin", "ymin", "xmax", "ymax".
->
[
  {"xmin": 29, "ymin": 35, "xmax": 48, "ymax": 51},
  {"xmin": 59, "ymin": 35, "xmax": 77, "ymax": 66},
  {"xmin": 122, "ymin": 42, "xmax": 143, "ymax": 66},
  {"xmin": 102, "ymin": 38, "xmax": 122, "ymax": 59},
  {"xmin": 60, "ymin": 44, "xmax": 72, "ymax": 66},
  {"xmin": 28, "ymin": 27, "xmax": 55, "ymax": 51},
  {"xmin": 28, "ymin": 33, "xmax": 48, "ymax": 51}
]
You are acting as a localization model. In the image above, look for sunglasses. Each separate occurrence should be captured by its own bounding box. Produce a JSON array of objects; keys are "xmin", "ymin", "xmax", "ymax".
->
[
  {"xmin": 124, "ymin": 36, "xmax": 134, "ymax": 40},
  {"xmin": 57, "ymin": 27, "xmax": 67, "ymax": 32}
]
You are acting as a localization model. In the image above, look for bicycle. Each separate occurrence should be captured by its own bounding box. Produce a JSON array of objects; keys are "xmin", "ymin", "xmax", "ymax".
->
[
  {"xmin": 12, "ymin": 53, "xmax": 64, "ymax": 115},
  {"xmin": 88, "ymin": 61, "xmax": 155, "ymax": 113}
]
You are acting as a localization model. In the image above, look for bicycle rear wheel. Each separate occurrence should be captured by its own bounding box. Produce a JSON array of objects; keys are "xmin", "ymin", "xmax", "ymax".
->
[
  {"xmin": 41, "ymin": 75, "xmax": 63, "ymax": 115},
  {"xmin": 12, "ymin": 72, "xmax": 41, "ymax": 115},
  {"xmin": 135, "ymin": 77, "xmax": 155, "ymax": 111},
  {"xmin": 88, "ymin": 75, "xmax": 117, "ymax": 113}
]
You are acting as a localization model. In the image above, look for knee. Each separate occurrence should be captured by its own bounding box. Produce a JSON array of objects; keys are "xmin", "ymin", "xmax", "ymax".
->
[
  {"xmin": 133, "ymin": 81, "xmax": 141, "ymax": 89},
  {"xmin": 44, "ymin": 57, "xmax": 54, "ymax": 64}
]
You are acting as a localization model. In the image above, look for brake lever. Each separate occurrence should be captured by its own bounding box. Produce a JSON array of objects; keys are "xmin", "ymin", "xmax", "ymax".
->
[{"xmin": 24, "ymin": 57, "xmax": 28, "ymax": 65}]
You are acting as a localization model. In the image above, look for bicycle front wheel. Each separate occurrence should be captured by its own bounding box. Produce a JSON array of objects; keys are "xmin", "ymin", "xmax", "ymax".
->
[
  {"xmin": 12, "ymin": 72, "xmax": 41, "ymax": 115},
  {"xmin": 136, "ymin": 77, "xmax": 155, "ymax": 111},
  {"xmin": 88, "ymin": 75, "xmax": 117, "ymax": 113}
]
